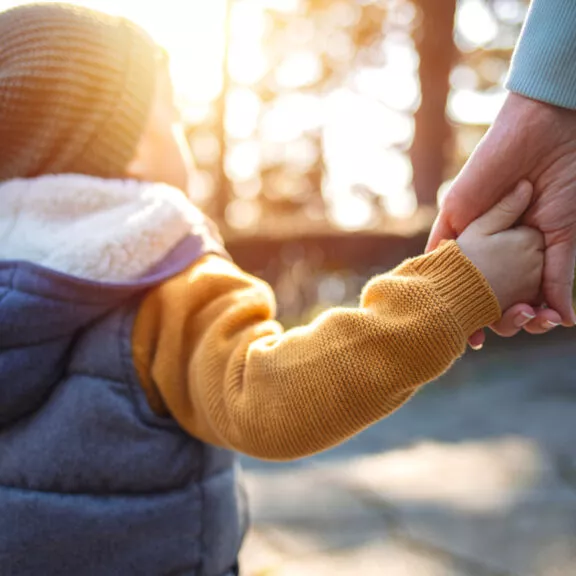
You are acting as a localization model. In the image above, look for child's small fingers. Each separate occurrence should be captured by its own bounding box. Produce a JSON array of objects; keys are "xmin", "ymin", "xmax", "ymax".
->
[
  {"xmin": 473, "ymin": 180, "xmax": 533, "ymax": 236},
  {"xmin": 515, "ymin": 226, "xmax": 545, "ymax": 251},
  {"xmin": 468, "ymin": 329, "xmax": 486, "ymax": 350}
]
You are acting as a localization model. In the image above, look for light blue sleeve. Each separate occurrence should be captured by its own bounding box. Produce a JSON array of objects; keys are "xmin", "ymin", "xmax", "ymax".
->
[{"xmin": 506, "ymin": 0, "xmax": 576, "ymax": 109}]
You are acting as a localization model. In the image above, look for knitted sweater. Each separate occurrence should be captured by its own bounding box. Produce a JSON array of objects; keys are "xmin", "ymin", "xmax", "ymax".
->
[
  {"xmin": 508, "ymin": 0, "xmax": 576, "ymax": 109},
  {"xmin": 0, "ymin": 173, "xmax": 504, "ymax": 572},
  {"xmin": 1, "ymin": 175, "xmax": 500, "ymax": 462},
  {"xmin": 131, "ymin": 234, "xmax": 500, "ymax": 461}
]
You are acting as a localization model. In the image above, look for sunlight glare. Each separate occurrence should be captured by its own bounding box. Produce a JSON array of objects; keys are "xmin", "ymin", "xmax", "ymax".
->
[
  {"xmin": 284, "ymin": 139, "xmax": 319, "ymax": 170},
  {"xmin": 275, "ymin": 51, "xmax": 323, "ymax": 88},
  {"xmin": 450, "ymin": 65, "xmax": 479, "ymax": 91},
  {"xmin": 225, "ymin": 141, "xmax": 262, "ymax": 182},
  {"xmin": 234, "ymin": 177, "xmax": 263, "ymax": 200},
  {"xmin": 262, "ymin": 0, "xmax": 301, "ymax": 13},
  {"xmin": 322, "ymin": 87, "xmax": 416, "ymax": 227},
  {"xmin": 326, "ymin": 185, "xmax": 374, "ymax": 231},
  {"xmin": 228, "ymin": 1, "xmax": 269, "ymax": 86},
  {"xmin": 229, "ymin": 48, "xmax": 268, "ymax": 86},
  {"xmin": 188, "ymin": 171, "xmax": 215, "ymax": 204},
  {"xmin": 226, "ymin": 198, "xmax": 262, "ymax": 229},
  {"xmin": 226, "ymin": 88, "xmax": 262, "ymax": 140},
  {"xmin": 326, "ymin": 1, "xmax": 361, "ymax": 28},
  {"xmin": 190, "ymin": 132, "xmax": 221, "ymax": 165},
  {"xmin": 324, "ymin": 89, "xmax": 413, "ymax": 152},
  {"xmin": 456, "ymin": 0, "xmax": 498, "ymax": 47},
  {"xmin": 449, "ymin": 88, "xmax": 507, "ymax": 124},
  {"xmin": 355, "ymin": 36, "xmax": 420, "ymax": 115},
  {"xmin": 1, "ymin": 0, "xmax": 229, "ymax": 105},
  {"xmin": 1, "ymin": 0, "xmax": 496, "ymax": 230},
  {"xmin": 492, "ymin": 0, "xmax": 527, "ymax": 24},
  {"xmin": 384, "ymin": 188, "xmax": 417, "ymax": 219},
  {"xmin": 261, "ymin": 94, "xmax": 323, "ymax": 143}
]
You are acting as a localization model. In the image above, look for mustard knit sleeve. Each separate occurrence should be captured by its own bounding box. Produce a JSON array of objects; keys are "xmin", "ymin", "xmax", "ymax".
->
[{"xmin": 132, "ymin": 241, "xmax": 500, "ymax": 460}]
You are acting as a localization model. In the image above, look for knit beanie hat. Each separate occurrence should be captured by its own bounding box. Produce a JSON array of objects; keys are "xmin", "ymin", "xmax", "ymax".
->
[{"xmin": 0, "ymin": 2, "xmax": 158, "ymax": 182}]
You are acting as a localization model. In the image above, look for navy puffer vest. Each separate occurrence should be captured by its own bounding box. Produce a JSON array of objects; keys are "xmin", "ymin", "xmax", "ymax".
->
[{"xmin": 0, "ymin": 232, "xmax": 248, "ymax": 576}]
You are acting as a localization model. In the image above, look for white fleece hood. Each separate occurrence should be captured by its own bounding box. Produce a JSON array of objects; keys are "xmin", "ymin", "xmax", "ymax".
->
[{"xmin": 0, "ymin": 174, "xmax": 210, "ymax": 282}]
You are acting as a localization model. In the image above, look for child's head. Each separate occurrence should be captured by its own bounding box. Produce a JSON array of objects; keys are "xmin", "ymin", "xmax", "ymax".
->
[{"xmin": 0, "ymin": 2, "xmax": 192, "ymax": 191}]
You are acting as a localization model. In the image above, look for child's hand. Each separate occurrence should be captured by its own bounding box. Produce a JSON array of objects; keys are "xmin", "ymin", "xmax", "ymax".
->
[{"xmin": 457, "ymin": 181, "xmax": 544, "ymax": 312}]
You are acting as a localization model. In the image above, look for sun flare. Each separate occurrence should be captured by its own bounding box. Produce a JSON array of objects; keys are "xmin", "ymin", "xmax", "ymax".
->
[{"xmin": 1, "ymin": 0, "xmax": 517, "ymax": 229}]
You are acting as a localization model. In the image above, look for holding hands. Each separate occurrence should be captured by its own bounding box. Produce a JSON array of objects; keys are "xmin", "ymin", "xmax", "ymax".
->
[
  {"xmin": 457, "ymin": 181, "xmax": 543, "ymax": 316},
  {"xmin": 428, "ymin": 93, "xmax": 576, "ymax": 347}
]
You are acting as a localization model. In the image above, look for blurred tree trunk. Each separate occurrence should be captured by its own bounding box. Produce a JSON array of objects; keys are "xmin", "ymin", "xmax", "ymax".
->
[
  {"xmin": 214, "ymin": 0, "xmax": 233, "ymax": 225},
  {"xmin": 410, "ymin": 0, "xmax": 457, "ymax": 206}
]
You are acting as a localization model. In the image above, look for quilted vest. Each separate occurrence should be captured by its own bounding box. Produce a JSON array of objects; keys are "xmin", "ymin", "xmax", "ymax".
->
[{"xmin": 0, "ymin": 233, "xmax": 247, "ymax": 576}]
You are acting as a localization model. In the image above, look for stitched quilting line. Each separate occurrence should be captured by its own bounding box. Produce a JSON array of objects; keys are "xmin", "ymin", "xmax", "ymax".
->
[{"xmin": 0, "ymin": 467, "xmax": 234, "ymax": 498}]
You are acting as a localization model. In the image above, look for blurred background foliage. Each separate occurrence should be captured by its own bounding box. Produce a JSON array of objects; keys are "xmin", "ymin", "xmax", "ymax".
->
[
  {"xmin": 2, "ymin": 0, "xmax": 532, "ymax": 318},
  {"xmin": 185, "ymin": 0, "xmax": 528, "ymax": 234},
  {"xmin": 182, "ymin": 0, "xmax": 530, "ymax": 320}
]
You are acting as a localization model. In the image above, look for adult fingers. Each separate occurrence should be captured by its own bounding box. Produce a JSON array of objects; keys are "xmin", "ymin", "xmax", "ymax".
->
[
  {"xmin": 522, "ymin": 307, "xmax": 564, "ymax": 335},
  {"xmin": 426, "ymin": 213, "xmax": 457, "ymax": 253},
  {"xmin": 541, "ymin": 239, "xmax": 576, "ymax": 326},
  {"xmin": 430, "ymin": 94, "xmax": 537, "ymax": 243},
  {"xmin": 468, "ymin": 304, "xmax": 559, "ymax": 348},
  {"xmin": 490, "ymin": 303, "xmax": 537, "ymax": 337}
]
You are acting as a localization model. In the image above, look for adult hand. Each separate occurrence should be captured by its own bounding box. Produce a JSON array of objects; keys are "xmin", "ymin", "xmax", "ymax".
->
[
  {"xmin": 427, "ymin": 93, "xmax": 576, "ymax": 344},
  {"xmin": 467, "ymin": 303, "xmax": 563, "ymax": 350}
]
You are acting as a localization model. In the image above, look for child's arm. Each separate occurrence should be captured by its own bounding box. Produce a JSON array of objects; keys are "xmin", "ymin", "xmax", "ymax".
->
[
  {"xmin": 132, "ymin": 183, "xmax": 542, "ymax": 460},
  {"xmin": 132, "ymin": 241, "xmax": 497, "ymax": 460}
]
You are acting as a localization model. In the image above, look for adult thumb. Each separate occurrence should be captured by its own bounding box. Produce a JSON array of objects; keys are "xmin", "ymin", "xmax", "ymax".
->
[{"xmin": 472, "ymin": 180, "xmax": 533, "ymax": 236}]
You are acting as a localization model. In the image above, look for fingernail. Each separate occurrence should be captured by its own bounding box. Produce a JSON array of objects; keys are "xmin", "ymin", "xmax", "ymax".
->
[
  {"xmin": 470, "ymin": 343, "xmax": 483, "ymax": 351},
  {"xmin": 544, "ymin": 321, "xmax": 560, "ymax": 329},
  {"xmin": 514, "ymin": 312, "xmax": 536, "ymax": 328}
]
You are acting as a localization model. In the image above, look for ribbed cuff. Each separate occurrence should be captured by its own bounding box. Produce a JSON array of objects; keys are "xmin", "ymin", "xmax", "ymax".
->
[
  {"xmin": 507, "ymin": 0, "xmax": 576, "ymax": 110},
  {"xmin": 410, "ymin": 241, "xmax": 501, "ymax": 336}
]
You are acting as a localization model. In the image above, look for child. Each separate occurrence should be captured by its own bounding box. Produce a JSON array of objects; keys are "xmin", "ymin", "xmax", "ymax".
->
[{"xmin": 0, "ymin": 4, "xmax": 543, "ymax": 576}]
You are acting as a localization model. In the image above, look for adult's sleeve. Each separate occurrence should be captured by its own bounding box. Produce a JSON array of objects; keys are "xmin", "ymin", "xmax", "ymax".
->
[{"xmin": 507, "ymin": 0, "xmax": 576, "ymax": 109}]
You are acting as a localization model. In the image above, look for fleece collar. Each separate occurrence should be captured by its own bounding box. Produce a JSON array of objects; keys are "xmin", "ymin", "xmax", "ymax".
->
[{"xmin": 0, "ymin": 174, "xmax": 213, "ymax": 282}]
